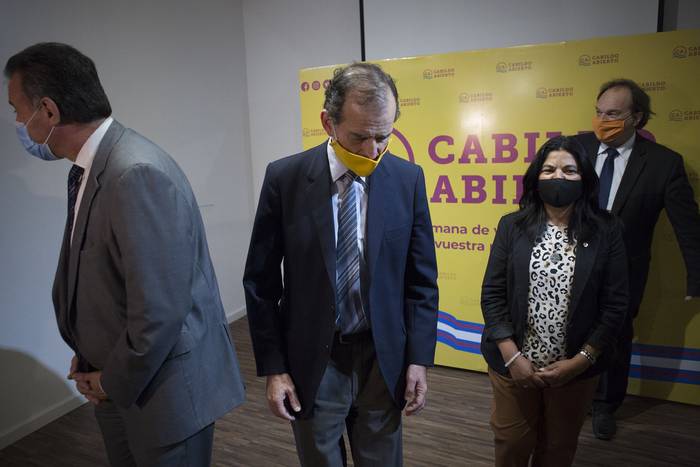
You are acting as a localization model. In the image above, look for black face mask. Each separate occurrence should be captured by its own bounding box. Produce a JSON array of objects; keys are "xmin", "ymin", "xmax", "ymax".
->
[{"xmin": 538, "ymin": 179, "xmax": 583, "ymax": 207}]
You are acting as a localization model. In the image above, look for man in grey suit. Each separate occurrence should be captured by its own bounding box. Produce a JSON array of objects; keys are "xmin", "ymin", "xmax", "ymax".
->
[{"xmin": 5, "ymin": 42, "xmax": 245, "ymax": 466}]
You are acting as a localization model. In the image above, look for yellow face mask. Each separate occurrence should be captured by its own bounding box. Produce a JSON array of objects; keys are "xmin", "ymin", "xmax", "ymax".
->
[{"xmin": 330, "ymin": 136, "xmax": 390, "ymax": 177}]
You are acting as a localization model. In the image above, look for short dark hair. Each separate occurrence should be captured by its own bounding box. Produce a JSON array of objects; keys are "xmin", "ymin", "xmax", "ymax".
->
[
  {"xmin": 4, "ymin": 42, "xmax": 111, "ymax": 124},
  {"xmin": 323, "ymin": 62, "xmax": 400, "ymax": 124},
  {"xmin": 515, "ymin": 135, "xmax": 609, "ymax": 243},
  {"xmin": 597, "ymin": 78, "xmax": 654, "ymax": 129}
]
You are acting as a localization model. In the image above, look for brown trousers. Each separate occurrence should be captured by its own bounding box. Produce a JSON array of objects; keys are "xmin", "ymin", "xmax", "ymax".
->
[{"xmin": 488, "ymin": 368, "xmax": 599, "ymax": 467}]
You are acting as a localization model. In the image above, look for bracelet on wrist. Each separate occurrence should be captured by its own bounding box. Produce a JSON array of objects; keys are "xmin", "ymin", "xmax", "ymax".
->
[
  {"xmin": 504, "ymin": 351, "xmax": 522, "ymax": 368},
  {"xmin": 578, "ymin": 348, "xmax": 596, "ymax": 365}
]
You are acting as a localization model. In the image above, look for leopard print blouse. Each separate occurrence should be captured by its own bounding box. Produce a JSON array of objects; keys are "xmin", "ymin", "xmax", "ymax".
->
[{"xmin": 522, "ymin": 223, "xmax": 577, "ymax": 368}]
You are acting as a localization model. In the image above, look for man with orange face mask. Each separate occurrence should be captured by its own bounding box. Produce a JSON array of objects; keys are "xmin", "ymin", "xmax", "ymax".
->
[
  {"xmin": 244, "ymin": 62, "xmax": 438, "ymax": 466},
  {"xmin": 574, "ymin": 79, "xmax": 700, "ymax": 441}
]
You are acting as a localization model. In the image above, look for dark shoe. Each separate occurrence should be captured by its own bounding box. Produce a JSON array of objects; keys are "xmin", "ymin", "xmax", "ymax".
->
[{"xmin": 592, "ymin": 410, "xmax": 617, "ymax": 440}]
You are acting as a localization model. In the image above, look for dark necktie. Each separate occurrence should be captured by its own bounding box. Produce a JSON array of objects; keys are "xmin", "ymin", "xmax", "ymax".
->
[
  {"xmin": 67, "ymin": 164, "xmax": 85, "ymax": 237},
  {"xmin": 335, "ymin": 171, "xmax": 367, "ymax": 335},
  {"xmin": 598, "ymin": 147, "xmax": 619, "ymax": 210}
]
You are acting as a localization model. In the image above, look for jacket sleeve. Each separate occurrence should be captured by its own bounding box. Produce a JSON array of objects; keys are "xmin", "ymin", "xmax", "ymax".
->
[
  {"xmin": 100, "ymin": 164, "xmax": 195, "ymax": 408},
  {"xmin": 664, "ymin": 153, "xmax": 700, "ymax": 297},
  {"xmin": 242, "ymin": 163, "xmax": 288, "ymax": 376},
  {"xmin": 584, "ymin": 220, "xmax": 629, "ymax": 353},
  {"xmin": 481, "ymin": 216, "xmax": 514, "ymax": 343},
  {"xmin": 404, "ymin": 167, "xmax": 439, "ymax": 366}
]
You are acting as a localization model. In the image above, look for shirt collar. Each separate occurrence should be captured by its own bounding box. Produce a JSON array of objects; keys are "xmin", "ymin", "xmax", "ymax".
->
[
  {"xmin": 326, "ymin": 138, "xmax": 367, "ymax": 183},
  {"xmin": 598, "ymin": 132, "xmax": 635, "ymax": 162},
  {"xmin": 74, "ymin": 116, "xmax": 114, "ymax": 170}
]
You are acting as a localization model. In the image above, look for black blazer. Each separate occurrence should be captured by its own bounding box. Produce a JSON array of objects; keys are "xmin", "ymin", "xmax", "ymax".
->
[
  {"xmin": 481, "ymin": 212, "xmax": 629, "ymax": 378},
  {"xmin": 243, "ymin": 142, "xmax": 439, "ymax": 418},
  {"xmin": 574, "ymin": 132, "xmax": 700, "ymax": 312}
]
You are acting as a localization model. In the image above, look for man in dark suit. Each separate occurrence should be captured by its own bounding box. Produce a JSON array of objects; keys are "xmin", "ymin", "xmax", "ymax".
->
[
  {"xmin": 574, "ymin": 78, "xmax": 700, "ymax": 440},
  {"xmin": 6, "ymin": 43, "xmax": 245, "ymax": 466},
  {"xmin": 244, "ymin": 62, "xmax": 439, "ymax": 466}
]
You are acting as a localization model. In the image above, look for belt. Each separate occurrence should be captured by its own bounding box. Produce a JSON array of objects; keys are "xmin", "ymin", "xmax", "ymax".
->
[{"xmin": 334, "ymin": 329, "xmax": 372, "ymax": 345}]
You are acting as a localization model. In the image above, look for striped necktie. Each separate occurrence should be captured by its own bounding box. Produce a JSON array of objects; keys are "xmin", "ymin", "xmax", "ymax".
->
[{"xmin": 336, "ymin": 171, "xmax": 367, "ymax": 335}]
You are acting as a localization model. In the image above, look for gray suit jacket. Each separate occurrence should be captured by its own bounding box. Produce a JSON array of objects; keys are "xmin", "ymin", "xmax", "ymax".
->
[{"xmin": 52, "ymin": 120, "xmax": 244, "ymax": 446}]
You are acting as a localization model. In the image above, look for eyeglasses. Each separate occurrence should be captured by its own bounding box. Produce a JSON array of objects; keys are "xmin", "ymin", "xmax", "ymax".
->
[{"xmin": 595, "ymin": 110, "xmax": 632, "ymax": 121}]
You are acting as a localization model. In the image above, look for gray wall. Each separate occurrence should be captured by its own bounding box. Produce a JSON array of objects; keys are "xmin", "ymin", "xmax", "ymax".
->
[
  {"xmin": 364, "ymin": 0, "xmax": 658, "ymax": 60},
  {"xmin": 0, "ymin": 0, "xmax": 251, "ymax": 448},
  {"xmin": 665, "ymin": 0, "xmax": 700, "ymax": 30}
]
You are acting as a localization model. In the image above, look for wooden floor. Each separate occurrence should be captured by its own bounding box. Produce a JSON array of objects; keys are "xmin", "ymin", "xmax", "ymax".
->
[{"xmin": 2, "ymin": 317, "xmax": 699, "ymax": 466}]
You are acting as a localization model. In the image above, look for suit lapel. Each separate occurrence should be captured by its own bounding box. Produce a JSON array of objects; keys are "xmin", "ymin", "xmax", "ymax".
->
[
  {"xmin": 66, "ymin": 120, "xmax": 124, "ymax": 314},
  {"xmin": 53, "ymin": 217, "xmax": 76, "ymax": 348},
  {"xmin": 512, "ymin": 230, "xmax": 534, "ymax": 318},
  {"xmin": 366, "ymin": 158, "xmax": 389, "ymax": 282},
  {"xmin": 612, "ymin": 137, "xmax": 647, "ymax": 215},
  {"xmin": 307, "ymin": 145, "xmax": 336, "ymax": 293},
  {"xmin": 568, "ymin": 234, "xmax": 600, "ymax": 318}
]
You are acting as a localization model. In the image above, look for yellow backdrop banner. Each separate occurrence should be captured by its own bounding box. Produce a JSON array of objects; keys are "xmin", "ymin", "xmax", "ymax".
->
[{"xmin": 299, "ymin": 30, "xmax": 700, "ymax": 405}]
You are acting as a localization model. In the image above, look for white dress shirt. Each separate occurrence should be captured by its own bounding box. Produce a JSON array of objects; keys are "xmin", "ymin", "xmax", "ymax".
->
[
  {"xmin": 595, "ymin": 133, "xmax": 635, "ymax": 211},
  {"xmin": 71, "ymin": 116, "xmax": 114, "ymax": 242},
  {"xmin": 327, "ymin": 139, "xmax": 368, "ymax": 255}
]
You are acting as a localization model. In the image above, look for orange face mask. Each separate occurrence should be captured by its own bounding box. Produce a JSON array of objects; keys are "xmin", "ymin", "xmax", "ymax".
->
[{"xmin": 591, "ymin": 115, "xmax": 631, "ymax": 144}]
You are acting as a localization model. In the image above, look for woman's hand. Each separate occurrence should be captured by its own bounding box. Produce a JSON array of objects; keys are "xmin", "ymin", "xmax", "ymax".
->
[
  {"xmin": 508, "ymin": 355, "xmax": 547, "ymax": 389},
  {"xmin": 537, "ymin": 354, "xmax": 590, "ymax": 387},
  {"xmin": 497, "ymin": 339, "xmax": 546, "ymax": 389}
]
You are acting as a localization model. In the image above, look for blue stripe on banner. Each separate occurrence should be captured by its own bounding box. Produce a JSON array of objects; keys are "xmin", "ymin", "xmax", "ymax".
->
[
  {"xmin": 629, "ymin": 365, "xmax": 700, "ymax": 385},
  {"xmin": 436, "ymin": 310, "xmax": 700, "ymax": 385},
  {"xmin": 437, "ymin": 310, "xmax": 484, "ymax": 332},
  {"xmin": 437, "ymin": 331, "xmax": 482, "ymax": 355},
  {"xmin": 632, "ymin": 343, "xmax": 700, "ymax": 362}
]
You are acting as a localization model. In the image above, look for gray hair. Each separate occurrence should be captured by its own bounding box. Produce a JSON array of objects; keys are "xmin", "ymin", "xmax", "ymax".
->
[{"xmin": 323, "ymin": 62, "xmax": 400, "ymax": 124}]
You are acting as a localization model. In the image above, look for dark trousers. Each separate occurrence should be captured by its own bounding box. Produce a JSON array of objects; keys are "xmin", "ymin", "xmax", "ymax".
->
[
  {"xmin": 489, "ymin": 369, "xmax": 599, "ymax": 467},
  {"xmin": 593, "ymin": 312, "xmax": 634, "ymax": 413},
  {"xmin": 94, "ymin": 400, "xmax": 214, "ymax": 467},
  {"xmin": 291, "ymin": 333, "xmax": 402, "ymax": 467}
]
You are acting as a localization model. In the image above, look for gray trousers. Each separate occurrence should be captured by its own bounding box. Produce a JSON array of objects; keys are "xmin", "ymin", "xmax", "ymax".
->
[
  {"xmin": 292, "ymin": 333, "xmax": 402, "ymax": 467},
  {"xmin": 94, "ymin": 400, "xmax": 214, "ymax": 467}
]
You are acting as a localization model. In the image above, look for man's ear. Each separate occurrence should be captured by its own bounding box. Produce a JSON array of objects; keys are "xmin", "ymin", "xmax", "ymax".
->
[
  {"xmin": 40, "ymin": 97, "xmax": 61, "ymax": 126},
  {"xmin": 320, "ymin": 109, "xmax": 334, "ymax": 138},
  {"xmin": 632, "ymin": 111, "xmax": 643, "ymax": 128}
]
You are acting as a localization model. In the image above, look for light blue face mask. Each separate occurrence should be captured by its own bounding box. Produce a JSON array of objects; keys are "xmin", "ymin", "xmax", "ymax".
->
[{"xmin": 15, "ymin": 108, "xmax": 59, "ymax": 161}]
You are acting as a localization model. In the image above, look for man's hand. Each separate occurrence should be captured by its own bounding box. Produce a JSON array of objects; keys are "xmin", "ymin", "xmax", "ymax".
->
[
  {"xmin": 537, "ymin": 355, "xmax": 589, "ymax": 387},
  {"xmin": 67, "ymin": 354, "xmax": 79, "ymax": 380},
  {"xmin": 404, "ymin": 364, "xmax": 428, "ymax": 416},
  {"xmin": 507, "ymin": 355, "xmax": 547, "ymax": 389},
  {"xmin": 266, "ymin": 373, "xmax": 301, "ymax": 421},
  {"xmin": 68, "ymin": 361, "xmax": 108, "ymax": 405}
]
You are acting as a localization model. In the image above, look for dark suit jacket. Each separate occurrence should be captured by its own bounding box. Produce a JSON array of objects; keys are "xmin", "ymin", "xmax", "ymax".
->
[
  {"xmin": 243, "ymin": 142, "xmax": 439, "ymax": 419},
  {"xmin": 52, "ymin": 120, "xmax": 245, "ymax": 446},
  {"xmin": 481, "ymin": 213, "xmax": 629, "ymax": 378},
  {"xmin": 574, "ymin": 132, "xmax": 700, "ymax": 313}
]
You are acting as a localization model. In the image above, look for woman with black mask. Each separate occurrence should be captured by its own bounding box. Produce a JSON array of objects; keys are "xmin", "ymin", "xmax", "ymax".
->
[{"xmin": 480, "ymin": 135, "xmax": 629, "ymax": 467}]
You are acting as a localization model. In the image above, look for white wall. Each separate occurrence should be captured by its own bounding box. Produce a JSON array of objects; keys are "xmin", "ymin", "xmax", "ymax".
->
[
  {"xmin": 364, "ymin": 0, "xmax": 658, "ymax": 61},
  {"xmin": 0, "ymin": 0, "xmax": 251, "ymax": 448},
  {"xmin": 242, "ymin": 0, "xmax": 361, "ymax": 202}
]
